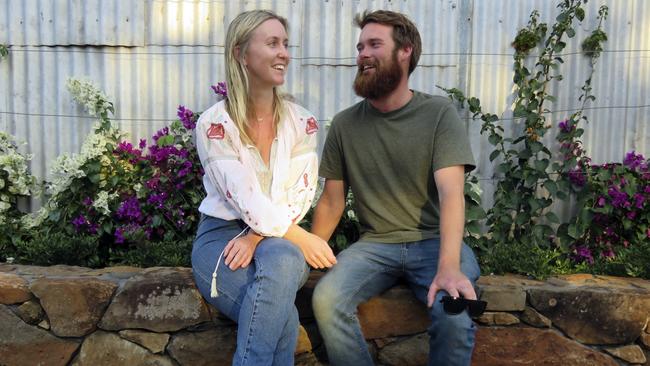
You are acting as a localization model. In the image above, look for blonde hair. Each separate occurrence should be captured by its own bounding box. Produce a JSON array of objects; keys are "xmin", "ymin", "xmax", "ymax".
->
[{"xmin": 224, "ymin": 10, "xmax": 289, "ymax": 145}]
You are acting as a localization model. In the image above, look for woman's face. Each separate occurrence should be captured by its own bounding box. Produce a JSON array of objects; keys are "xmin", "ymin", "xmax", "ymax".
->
[{"xmin": 242, "ymin": 19, "xmax": 290, "ymax": 90}]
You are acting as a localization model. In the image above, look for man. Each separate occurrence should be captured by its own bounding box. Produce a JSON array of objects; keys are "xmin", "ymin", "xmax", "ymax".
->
[{"xmin": 311, "ymin": 10, "xmax": 481, "ymax": 366}]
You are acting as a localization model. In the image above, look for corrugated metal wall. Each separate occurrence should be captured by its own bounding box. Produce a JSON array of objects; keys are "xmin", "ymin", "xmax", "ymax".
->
[{"xmin": 1, "ymin": 0, "xmax": 648, "ymax": 214}]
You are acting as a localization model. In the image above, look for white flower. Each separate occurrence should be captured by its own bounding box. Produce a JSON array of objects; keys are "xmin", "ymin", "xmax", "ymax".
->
[
  {"xmin": 21, "ymin": 207, "xmax": 49, "ymax": 229},
  {"xmin": 66, "ymin": 77, "xmax": 113, "ymax": 118},
  {"xmin": 93, "ymin": 191, "xmax": 119, "ymax": 216}
]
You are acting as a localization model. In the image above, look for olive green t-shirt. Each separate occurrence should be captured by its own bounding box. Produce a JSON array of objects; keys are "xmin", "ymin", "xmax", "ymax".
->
[{"xmin": 320, "ymin": 91, "xmax": 475, "ymax": 243}]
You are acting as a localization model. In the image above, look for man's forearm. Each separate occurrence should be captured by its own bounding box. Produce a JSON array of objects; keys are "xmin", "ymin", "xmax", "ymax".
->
[
  {"xmin": 311, "ymin": 199, "xmax": 345, "ymax": 241},
  {"xmin": 438, "ymin": 193, "xmax": 465, "ymax": 270}
]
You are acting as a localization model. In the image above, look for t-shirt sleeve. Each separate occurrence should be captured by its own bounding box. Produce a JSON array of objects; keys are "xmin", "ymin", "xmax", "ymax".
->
[
  {"xmin": 432, "ymin": 104, "xmax": 476, "ymax": 173},
  {"xmin": 318, "ymin": 119, "xmax": 346, "ymax": 180}
]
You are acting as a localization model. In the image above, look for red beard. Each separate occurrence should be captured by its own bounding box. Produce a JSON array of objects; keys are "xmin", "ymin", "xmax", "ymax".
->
[{"xmin": 353, "ymin": 49, "xmax": 403, "ymax": 100}]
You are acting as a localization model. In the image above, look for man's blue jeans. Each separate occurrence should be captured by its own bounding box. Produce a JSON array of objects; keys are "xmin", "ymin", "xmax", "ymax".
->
[
  {"xmin": 312, "ymin": 239, "xmax": 480, "ymax": 366},
  {"xmin": 192, "ymin": 215, "xmax": 309, "ymax": 366}
]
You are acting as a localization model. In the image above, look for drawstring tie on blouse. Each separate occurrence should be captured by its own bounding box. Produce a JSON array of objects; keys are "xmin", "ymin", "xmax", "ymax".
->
[{"xmin": 210, "ymin": 225, "xmax": 250, "ymax": 298}]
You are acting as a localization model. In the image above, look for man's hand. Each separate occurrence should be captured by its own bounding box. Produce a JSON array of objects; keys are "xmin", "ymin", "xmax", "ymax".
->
[
  {"xmin": 224, "ymin": 232, "xmax": 263, "ymax": 271},
  {"xmin": 427, "ymin": 266, "xmax": 477, "ymax": 307},
  {"xmin": 284, "ymin": 224, "xmax": 337, "ymax": 269}
]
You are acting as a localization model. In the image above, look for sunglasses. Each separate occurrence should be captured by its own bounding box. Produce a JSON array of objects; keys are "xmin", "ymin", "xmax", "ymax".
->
[{"xmin": 440, "ymin": 296, "xmax": 487, "ymax": 317}]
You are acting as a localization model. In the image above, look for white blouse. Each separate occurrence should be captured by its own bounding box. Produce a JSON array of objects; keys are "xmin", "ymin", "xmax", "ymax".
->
[{"xmin": 195, "ymin": 100, "xmax": 320, "ymax": 237}]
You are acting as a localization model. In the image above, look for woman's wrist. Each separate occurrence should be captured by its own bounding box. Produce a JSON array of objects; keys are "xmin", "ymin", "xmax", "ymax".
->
[{"xmin": 246, "ymin": 230, "xmax": 264, "ymax": 246}]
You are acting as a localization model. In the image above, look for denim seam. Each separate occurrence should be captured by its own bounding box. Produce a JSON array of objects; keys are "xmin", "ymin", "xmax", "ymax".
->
[
  {"xmin": 340, "ymin": 266, "xmax": 393, "ymax": 355},
  {"xmin": 239, "ymin": 259, "xmax": 264, "ymax": 364}
]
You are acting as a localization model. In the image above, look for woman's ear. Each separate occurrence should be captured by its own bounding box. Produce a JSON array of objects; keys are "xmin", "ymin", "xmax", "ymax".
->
[{"xmin": 234, "ymin": 45, "xmax": 246, "ymax": 66}]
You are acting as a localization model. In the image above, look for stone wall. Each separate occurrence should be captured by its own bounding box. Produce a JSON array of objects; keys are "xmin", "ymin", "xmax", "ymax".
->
[{"xmin": 1, "ymin": 263, "xmax": 649, "ymax": 366}]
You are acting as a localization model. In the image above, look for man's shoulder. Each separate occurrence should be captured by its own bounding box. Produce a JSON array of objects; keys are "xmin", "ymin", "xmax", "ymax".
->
[
  {"xmin": 412, "ymin": 91, "xmax": 454, "ymax": 111},
  {"xmin": 330, "ymin": 99, "xmax": 365, "ymax": 126}
]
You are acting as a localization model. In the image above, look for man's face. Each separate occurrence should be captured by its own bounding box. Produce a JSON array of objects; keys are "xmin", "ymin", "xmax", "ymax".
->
[{"xmin": 353, "ymin": 23, "xmax": 404, "ymax": 100}]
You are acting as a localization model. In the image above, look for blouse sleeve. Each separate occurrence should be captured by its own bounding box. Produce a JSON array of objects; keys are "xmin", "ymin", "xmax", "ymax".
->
[
  {"xmin": 196, "ymin": 115, "xmax": 293, "ymax": 237},
  {"xmin": 283, "ymin": 111, "xmax": 320, "ymax": 224}
]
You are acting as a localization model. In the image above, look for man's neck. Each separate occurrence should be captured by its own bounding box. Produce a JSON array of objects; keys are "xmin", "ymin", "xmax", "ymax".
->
[{"xmin": 367, "ymin": 81, "xmax": 413, "ymax": 113}]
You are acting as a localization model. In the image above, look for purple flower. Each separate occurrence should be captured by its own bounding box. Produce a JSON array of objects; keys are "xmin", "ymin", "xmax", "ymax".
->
[
  {"xmin": 633, "ymin": 193, "xmax": 645, "ymax": 209},
  {"xmin": 608, "ymin": 187, "xmax": 630, "ymax": 208},
  {"xmin": 147, "ymin": 192, "xmax": 168, "ymax": 209},
  {"xmin": 211, "ymin": 82, "xmax": 228, "ymax": 98},
  {"xmin": 601, "ymin": 248, "xmax": 615, "ymax": 258},
  {"xmin": 72, "ymin": 215, "xmax": 87, "ymax": 232},
  {"xmin": 139, "ymin": 138, "xmax": 147, "ymax": 149},
  {"xmin": 82, "ymin": 197, "xmax": 93, "ymax": 206},
  {"xmin": 115, "ymin": 227, "xmax": 126, "ymax": 244},
  {"xmin": 177, "ymin": 105, "xmax": 196, "ymax": 130},
  {"xmin": 116, "ymin": 141, "xmax": 142, "ymax": 160},
  {"xmin": 146, "ymin": 177, "xmax": 159, "ymax": 190},
  {"xmin": 116, "ymin": 196, "xmax": 142, "ymax": 221},
  {"xmin": 567, "ymin": 168, "xmax": 586, "ymax": 187},
  {"xmin": 558, "ymin": 119, "xmax": 574, "ymax": 133},
  {"xmin": 153, "ymin": 127, "xmax": 169, "ymax": 142},
  {"xmin": 573, "ymin": 246, "xmax": 594, "ymax": 264},
  {"xmin": 177, "ymin": 160, "xmax": 193, "ymax": 178},
  {"xmin": 72, "ymin": 214, "xmax": 98, "ymax": 234},
  {"xmin": 623, "ymin": 151, "xmax": 646, "ymax": 171},
  {"xmin": 596, "ymin": 196, "xmax": 606, "ymax": 207}
]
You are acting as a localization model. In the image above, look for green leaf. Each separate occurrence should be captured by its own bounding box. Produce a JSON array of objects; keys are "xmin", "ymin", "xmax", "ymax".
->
[
  {"xmin": 468, "ymin": 97, "xmax": 481, "ymax": 111},
  {"xmin": 515, "ymin": 212, "xmax": 530, "ymax": 225},
  {"xmin": 545, "ymin": 211, "xmax": 560, "ymax": 223},
  {"xmin": 465, "ymin": 221, "xmax": 481, "ymax": 235},
  {"xmin": 488, "ymin": 134, "xmax": 502, "ymax": 146},
  {"xmin": 489, "ymin": 150, "xmax": 501, "ymax": 162},
  {"xmin": 519, "ymin": 149, "xmax": 532, "ymax": 159},
  {"xmin": 152, "ymin": 215, "xmax": 162, "ymax": 227},
  {"xmin": 466, "ymin": 205, "xmax": 487, "ymax": 220},
  {"xmin": 534, "ymin": 159, "xmax": 549, "ymax": 172},
  {"xmin": 529, "ymin": 141, "xmax": 544, "ymax": 153},
  {"xmin": 568, "ymin": 223, "xmax": 578, "ymax": 239},
  {"xmin": 157, "ymin": 135, "xmax": 174, "ymax": 147},
  {"xmin": 499, "ymin": 214, "xmax": 513, "ymax": 225},
  {"xmin": 529, "ymin": 198, "xmax": 542, "ymax": 213},
  {"xmin": 496, "ymin": 162, "xmax": 512, "ymax": 174},
  {"xmin": 544, "ymin": 180, "xmax": 558, "ymax": 196},
  {"xmin": 566, "ymin": 27, "xmax": 576, "ymax": 38},
  {"xmin": 336, "ymin": 234, "xmax": 347, "ymax": 248},
  {"xmin": 89, "ymin": 174, "xmax": 101, "ymax": 184},
  {"xmin": 102, "ymin": 221, "xmax": 113, "ymax": 234}
]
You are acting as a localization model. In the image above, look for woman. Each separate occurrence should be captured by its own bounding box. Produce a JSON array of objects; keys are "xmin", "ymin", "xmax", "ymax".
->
[{"xmin": 192, "ymin": 10, "xmax": 337, "ymax": 366}]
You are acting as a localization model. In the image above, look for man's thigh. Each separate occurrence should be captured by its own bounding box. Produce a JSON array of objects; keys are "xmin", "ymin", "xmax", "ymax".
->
[
  {"xmin": 404, "ymin": 239, "xmax": 480, "ymax": 303},
  {"xmin": 315, "ymin": 241, "xmax": 401, "ymax": 310}
]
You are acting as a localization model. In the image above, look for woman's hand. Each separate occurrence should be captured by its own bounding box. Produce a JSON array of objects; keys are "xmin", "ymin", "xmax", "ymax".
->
[{"xmin": 224, "ymin": 231, "xmax": 263, "ymax": 271}]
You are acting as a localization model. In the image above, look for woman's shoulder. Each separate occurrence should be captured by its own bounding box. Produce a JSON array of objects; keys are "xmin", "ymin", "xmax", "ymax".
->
[
  {"xmin": 197, "ymin": 100, "xmax": 239, "ymax": 131},
  {"xmin": 285, "ymin": 101, "xmax": 319, "ymax": 136},
  {"xmin": 198, "ymin": 100, "xmax": 227, "ymax": 125}
]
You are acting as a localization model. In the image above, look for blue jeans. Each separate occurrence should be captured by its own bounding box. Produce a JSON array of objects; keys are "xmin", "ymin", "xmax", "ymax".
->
[
  {"xmin": 312, "ymin": 239, "xmax": 480, "ymax": 366},
  {"xmin": 192, "ymin": 215, "xmax": 309, "ymax": 366}
]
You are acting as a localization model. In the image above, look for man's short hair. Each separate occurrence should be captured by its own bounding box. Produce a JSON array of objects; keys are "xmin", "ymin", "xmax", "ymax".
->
[{"xmin": 355, "ymin": 10, "xmax": 422, "ymax": 74}]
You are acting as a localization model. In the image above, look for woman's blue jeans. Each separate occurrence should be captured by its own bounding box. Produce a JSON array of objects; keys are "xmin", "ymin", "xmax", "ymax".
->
[
  {"xmin": 192, "ymin": 215, "xmax": 309, "ymax": 366},
  {"xmin": 312, "ymin": 239, "xmax": 480, "ymax": 366}
]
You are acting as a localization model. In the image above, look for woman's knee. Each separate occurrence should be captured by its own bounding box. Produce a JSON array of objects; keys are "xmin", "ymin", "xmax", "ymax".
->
[{"xmin": 256, "ymin": 238, "xmax": 305, "ymax": 267}]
